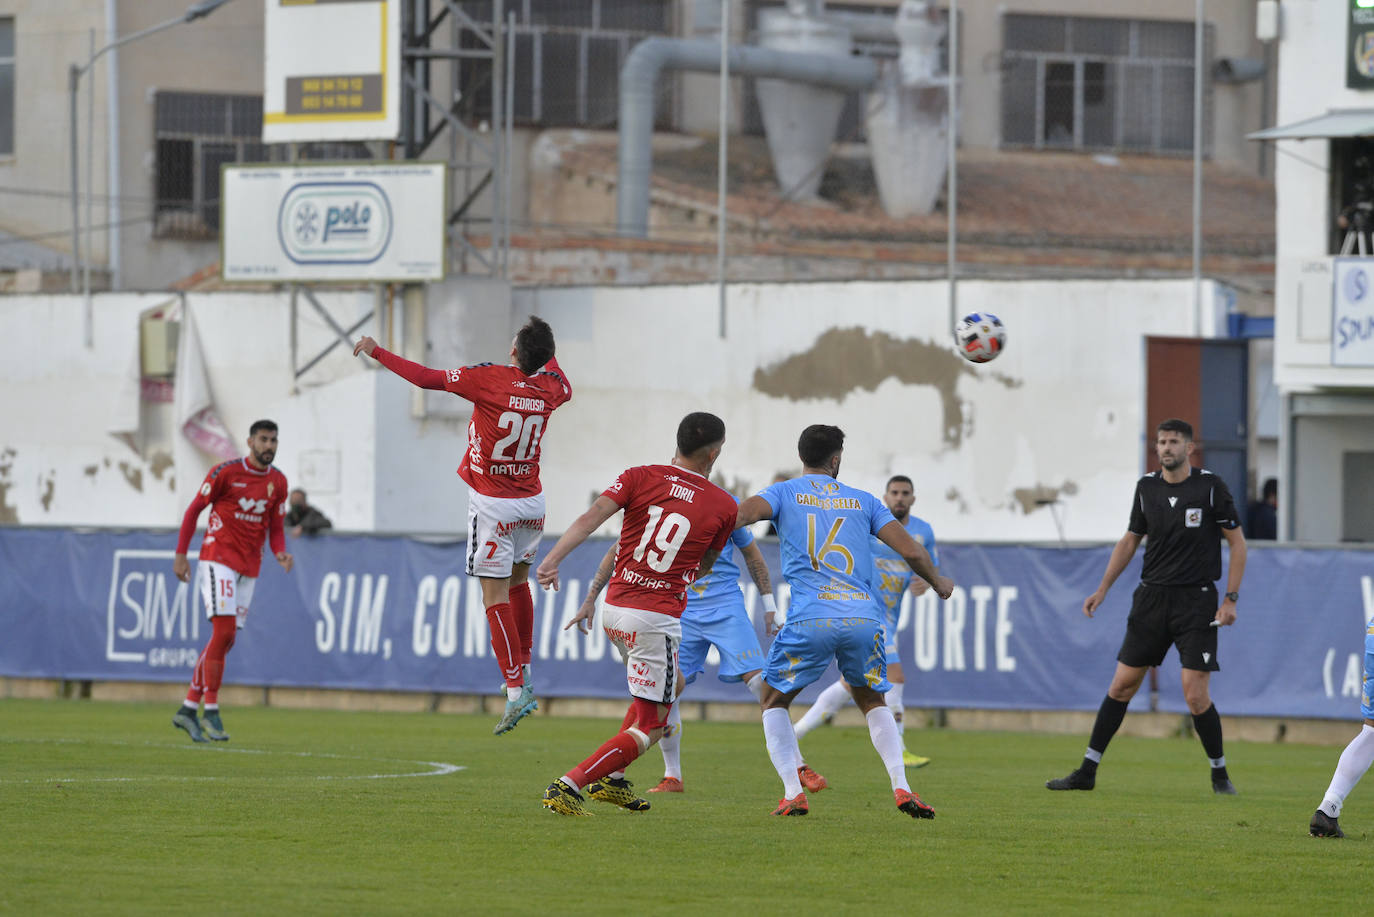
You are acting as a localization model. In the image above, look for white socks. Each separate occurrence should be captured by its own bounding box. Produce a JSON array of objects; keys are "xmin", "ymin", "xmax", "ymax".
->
[
  {"xmin": 866, "ymin": 706, "xmax": 909, "ymax": 793},
  {"xmin": 659, "ymin": 703, "xmax": 684, "ymax": 779},
  {"xmin": 885, "ymin": 684, "xmax": 904, "ymax": 737},
  {"xmin": 745, "ymin": 672, "xmax": 766, "ymax": 703},
  {"xmin": 763, "ymin": 707, "xmax": 804, "ymax": 798},
  {"xmin": 1321, "ymin": 724, "xmax": 1374, "ymax": 817},
  {"xmin": 794, "ymin": 679, "xmax": 852, "ymax": 738}
]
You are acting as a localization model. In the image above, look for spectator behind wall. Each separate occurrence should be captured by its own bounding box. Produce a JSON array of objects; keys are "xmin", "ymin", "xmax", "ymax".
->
[
  {"xmin": 287, "ymin": 489, "xmax": 333, "ymax": 537},
  {"xmin": 1247, "ymin": 478, "xmax": 1277, "ymax": 541}
]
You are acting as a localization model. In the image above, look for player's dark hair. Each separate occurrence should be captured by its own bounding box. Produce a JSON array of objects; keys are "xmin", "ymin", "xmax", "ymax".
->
[
  {"xmin": 1157, "ymin": 418, "xmax": 1193, "ymax": 441},
  {"xmin": 249, "ymin": 419, "xmax": 278, "ymax": 436},
  {"xmin": 886, "ymin": 475, "xmax": 913, "ymax": 490},
  {"xmin": 1262, "ymin": 477, "xmax": 1278, "ymax": 501},
  {"xmin": 514, "ymin": 316, "xmax": 555, "ymax": 374},
  {"xmin": 676, "ymin": 412, "xmax": 725, "ymax": 457},
  {"xmin": 797, "ymin": 424, "xmax": 845, "ymax": 468}
]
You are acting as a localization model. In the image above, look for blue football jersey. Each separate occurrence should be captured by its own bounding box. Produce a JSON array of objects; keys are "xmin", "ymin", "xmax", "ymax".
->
[
  {"xmin": 870, "ymin": 514, "xmax": 939, "ymax": 616},
  {"xmin": 686, "ymin": 517, "xmax": 753, "ymax": 609},
  {"xmin": 757, "ymin": 474, "xmax": 895, "ymax": 623}
]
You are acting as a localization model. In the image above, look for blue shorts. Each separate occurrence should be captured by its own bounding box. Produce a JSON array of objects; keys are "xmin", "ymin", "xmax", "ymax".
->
[
  {"xmin": 1362, "ymin": 628, "xmax": 1374, "ymax": 721},
  {"xmin": 680, "ymin": 601, "xmax": 765, "ymax": 684},
  {"xmin": 763, "ymin": 616, "xmax": 890, "ymax": 696}
]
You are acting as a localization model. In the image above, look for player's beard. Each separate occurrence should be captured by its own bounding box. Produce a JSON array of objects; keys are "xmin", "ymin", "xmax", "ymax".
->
[
  {"xmin": 252, "ymin": 448, "xmax": 275, "ymax": 467},
  {"xmin": 890, "ymin": 508, "xmax": 909, "ymax": 523},
  {"xmin": 1159, "ymin": 453, "xmax": 1185, "ymax": 471}
]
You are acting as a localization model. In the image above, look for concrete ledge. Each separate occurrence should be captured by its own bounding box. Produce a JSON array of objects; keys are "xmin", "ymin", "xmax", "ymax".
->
[{"xmin": 0, "ymin": 677, "xmax": 1359, "ymax": 746}]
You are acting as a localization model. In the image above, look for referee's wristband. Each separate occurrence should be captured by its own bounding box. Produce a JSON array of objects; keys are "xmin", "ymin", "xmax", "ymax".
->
[{"xmin": 761, "ymin": 594, "xmax": 778, "ymax": 615}]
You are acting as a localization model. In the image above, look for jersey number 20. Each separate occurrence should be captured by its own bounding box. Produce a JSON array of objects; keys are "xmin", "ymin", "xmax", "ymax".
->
[
  {"xmin": 491, "ymin": 412, "xmax": 544, "ymax": 462},
  {"xmin": 633, "ymin": 505, "xmax": 691, "ymax": 573}
]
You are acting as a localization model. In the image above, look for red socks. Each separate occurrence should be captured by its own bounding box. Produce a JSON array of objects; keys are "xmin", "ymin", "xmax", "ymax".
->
[
  {"xmin": 509, "ymin": 582, "xmax": 535, "ymax": 666},
  {"xmin": 568, "ymin": 731, "xmax": 643, "ymax": 789},
  {"xmin": 486, "ymin": 603, "xmax": 523, "ymax": 688},
  {"xmin": 188, "ymin": 616, "xmax": 237, "ymax": 705}
]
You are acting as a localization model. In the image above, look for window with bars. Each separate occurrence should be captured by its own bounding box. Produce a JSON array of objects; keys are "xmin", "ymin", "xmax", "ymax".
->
[
  {"xmin": 1000, "ymin": 14, "xmax": 1212, "ymax": 155},
  {"xmin": 0, "ymin": 18, "xmax": 14, "ymax": 157},
  {"xmin": 153, "ymin": 91, "xmax": 371, "ymax": 240},
  {"xmin": 454, "ymin": 0, "xmax": 673, "ymax": 128}
]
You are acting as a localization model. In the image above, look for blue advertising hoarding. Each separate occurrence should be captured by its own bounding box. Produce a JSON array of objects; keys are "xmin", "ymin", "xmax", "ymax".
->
[{"xmin": 1, "ymin": 527, "xmax": 1370, "ymax": 719}]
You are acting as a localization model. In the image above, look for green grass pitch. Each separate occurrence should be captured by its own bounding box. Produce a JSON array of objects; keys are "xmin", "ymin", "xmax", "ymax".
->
[{"xmin": 0, "ymin": 698, "xmax": 1368, "ymax": 916}]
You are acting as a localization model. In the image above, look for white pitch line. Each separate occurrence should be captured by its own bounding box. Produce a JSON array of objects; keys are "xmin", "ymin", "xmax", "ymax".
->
[{"xmin": 0, "ymin": 736, "xmax": 464, "ymax": 783}]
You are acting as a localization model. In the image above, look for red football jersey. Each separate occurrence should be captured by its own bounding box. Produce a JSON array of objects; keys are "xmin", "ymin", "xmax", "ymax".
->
[
  {"xmin": 602, "ymin": 464, "xmax": 738, "ymax": 617},
  {"xmin": 186, "ymin": 459, "xmax": 288, "ymax": 577},
  {"xmin": 445, "ymin": 357, "xmax": 572, "ymax": 498}
]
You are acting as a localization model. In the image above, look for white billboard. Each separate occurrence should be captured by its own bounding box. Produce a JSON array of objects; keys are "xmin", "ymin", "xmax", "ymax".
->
[
  {"xmin": 221, "ymin": 163, "xmax": 447, "ymax": 282},
  {"xmin": 262, "ymin": 0, "xmax": 401, "ymax": 143},
  {"xmin": 1332, "ymin": 257, "xmax": 1374, "ymax": 367}
]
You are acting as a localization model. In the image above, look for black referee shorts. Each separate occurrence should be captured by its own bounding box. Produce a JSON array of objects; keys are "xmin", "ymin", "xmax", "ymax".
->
[{"xmin": 1116, "ymin": 583, "xmax": 1220, "ymax": 672}]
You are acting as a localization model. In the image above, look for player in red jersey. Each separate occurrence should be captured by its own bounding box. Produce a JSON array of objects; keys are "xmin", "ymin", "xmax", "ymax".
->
[
  {"xmin": 353, "ymin": 316, "xmax": 572, "ymax": 735},
  {"xmin": 171, "ymin": 420, "xmax": 294, "ymax": 743},
  {"xmin": 535, "ymin": 412, "xmax": 738, "ymax": 815}
]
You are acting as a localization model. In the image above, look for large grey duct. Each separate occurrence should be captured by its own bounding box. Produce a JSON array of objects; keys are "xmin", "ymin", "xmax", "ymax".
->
[{"xmin": 617, "ymin": 37, "xmax": 877, "ymax": 237}]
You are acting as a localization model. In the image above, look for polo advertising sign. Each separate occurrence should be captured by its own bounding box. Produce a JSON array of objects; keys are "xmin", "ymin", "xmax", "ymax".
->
[{"xmin": 222, "ymin": 163, "xmax": 445, "ymax": 282}]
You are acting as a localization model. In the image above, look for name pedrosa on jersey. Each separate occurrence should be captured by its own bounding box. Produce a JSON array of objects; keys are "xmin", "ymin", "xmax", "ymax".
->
[{"xmin": 508, "ymin": 395, "xmax": 545, "ymax": 411}]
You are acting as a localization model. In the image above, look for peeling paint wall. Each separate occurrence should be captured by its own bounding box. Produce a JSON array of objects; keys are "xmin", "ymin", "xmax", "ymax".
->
[{"xmin": 2, "ymin": 279, "xmax": 1219, "ymax": 541}]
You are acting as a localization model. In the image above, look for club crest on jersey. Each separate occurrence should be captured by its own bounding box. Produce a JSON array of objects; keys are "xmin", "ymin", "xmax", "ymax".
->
[{"xmin": 1185, "ymin": 508, "xmax": 1202, "ymax": 527}]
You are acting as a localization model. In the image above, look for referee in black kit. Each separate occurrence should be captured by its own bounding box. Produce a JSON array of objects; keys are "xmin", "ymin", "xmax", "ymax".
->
[{"xmin": 1047, "ymin": 418, "xmax": 1248, "ymax": 795}]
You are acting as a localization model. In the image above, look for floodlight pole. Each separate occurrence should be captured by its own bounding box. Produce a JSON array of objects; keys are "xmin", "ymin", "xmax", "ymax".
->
[{"xmin": 69, "ymin": 0, "xmax": 231, "ymax": 340}]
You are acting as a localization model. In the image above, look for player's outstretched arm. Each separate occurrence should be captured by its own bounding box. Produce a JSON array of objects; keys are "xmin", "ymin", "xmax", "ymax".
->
[
  {"xmin": 173, "ymin": 492, "xmax": 212, "ymax": 582},
  {"xmin": 1083, "ymin": 531, "xmax": 1142, "ymax": 617},
  {"xmin": 353, "ymin": 336, "xmax": 448, "ymax": 391},
  {"xmin": 537, "ymin": 496, "xmax": 621, "ymax": 592},
  {"xmin": 876, "ymin": 520, "xmax": 953, "ymax": 599},
  {"xmin": 568, "ymin": 543, "xmax": 617, "ymax": 633},
  {"xmin": 739, "ymin": 541, "xmax": 780, "ymax": 635},
  {"xmin": 734, "ymin": 495, "xmax": 773, "ymax": 528},
  {"xmin": 1215, "ymin": 526, "xmax": 1247, "ymax": 627}
]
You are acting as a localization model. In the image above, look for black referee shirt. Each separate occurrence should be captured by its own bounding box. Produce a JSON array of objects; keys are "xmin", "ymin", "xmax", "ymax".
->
[{"xmin": 1127, "ymin": 467, "xmax": 1240, "ymax": 586}]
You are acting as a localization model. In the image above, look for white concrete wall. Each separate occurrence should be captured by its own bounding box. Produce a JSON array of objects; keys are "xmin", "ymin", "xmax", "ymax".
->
[{"xmin": 0, "ymin": 277, "xmax": 1220, "ymax": 541}]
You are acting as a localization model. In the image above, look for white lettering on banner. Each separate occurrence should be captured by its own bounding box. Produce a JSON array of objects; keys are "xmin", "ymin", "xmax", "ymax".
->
[
  {"xmin": 413, "ymin": 575, "xmax": 435, "ymax": 656},
  {"xmin": 1320, "ymin": 578, "xmax": 1373, "ymax": 698},
  {"xmin": 944, "ymin": 591, "xmax": 966, "ymax": 670},
  {"xmin": 314, "ymin": 572, "xmax": 391, "ymax": 657},
  {"xmin": 908, "ymin": 587, "xmax": 1017, "ymax": 673},
  {"xmin": 118, "ymin": 571, "xmax": 197, "ymax": 643},
  {"xmin": 462, "ymin": 577, "xmax": 485, "ymax": 657},
  {"xmin": 436, "ymin": 576, "xmax": 460, "ymax": 658}
]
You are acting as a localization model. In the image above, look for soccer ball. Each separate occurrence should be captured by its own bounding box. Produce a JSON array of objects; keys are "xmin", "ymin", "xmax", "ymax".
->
[{"xmin": 953, "ymin": 312, "xmax": 1006, "ymax": 364}]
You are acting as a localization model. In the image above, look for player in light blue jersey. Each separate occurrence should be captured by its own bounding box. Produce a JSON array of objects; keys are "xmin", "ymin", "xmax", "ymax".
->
[
  {"xmin": 578, "ymin": 497, "xmax": 778, "ymax": 793},
  {"xmin": 736, "ymin": 425, "xmax": 953, "ymax": 818},
  {"xmin": 794, "ymin": 475, "xmax": 939, "ymax": 768}
]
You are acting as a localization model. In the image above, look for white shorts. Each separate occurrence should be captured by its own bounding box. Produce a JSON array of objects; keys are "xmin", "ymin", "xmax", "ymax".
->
[
  {"xmin": 465, "ymin": 490, "xmax": 545, "ymax": 578},
  {"xmin": 602, "ymin": 603, "xmax": 681, "ymax": 705},
  {"xmin": 195, "ymin": 560, "xmax": 256, "ymax": 630}
]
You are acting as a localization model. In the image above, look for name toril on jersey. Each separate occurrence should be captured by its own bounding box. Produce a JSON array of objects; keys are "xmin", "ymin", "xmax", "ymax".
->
[{"xmin": 602, "ymin": 464, "xmax": 737, "ymax": 617}]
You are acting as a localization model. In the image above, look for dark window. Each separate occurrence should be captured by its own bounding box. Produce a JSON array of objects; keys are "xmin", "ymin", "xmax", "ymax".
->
[
  {"xmin": 0, "ymin": 18, "xmax": 14, "ymax": 157},
  {"xmin": 153, "ymin": 92, "xmax": 372, "ymax": 239},
  {"xmin": 1001, "ymin": 14, "xmax": 1212, "ymax": 155}
]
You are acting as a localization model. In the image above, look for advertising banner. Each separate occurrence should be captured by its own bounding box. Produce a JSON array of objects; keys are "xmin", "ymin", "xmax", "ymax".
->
[
  {"xmin": 221, "ymin": 163, "xmax": 446, "ymax": 282},
  {"xmin": 1, "ymin": 528, "xmax": 1370, "ymax": 719},
  {"xmin": 263, "ymin": 0, "xmax": 401, "ymax": 143}
]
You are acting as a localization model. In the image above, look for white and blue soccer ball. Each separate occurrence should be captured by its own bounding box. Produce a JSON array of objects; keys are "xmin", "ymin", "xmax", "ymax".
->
[{"xmin": 953, "ymin": 312, "xmax": 1006, "ymax": 364}]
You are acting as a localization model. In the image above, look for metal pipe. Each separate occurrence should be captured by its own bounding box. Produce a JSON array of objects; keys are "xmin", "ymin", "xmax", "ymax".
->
[
  {"xmin": 717, "ymin": 0, "xmax": 730, "ymax": 339},
  {"xmin": 506, "ymin": 9, "xmax": 515, "ymax": 277},
  {"xmin": 946, "ymin": 0, "xmax": 958, "ymax": 330},
  {"xmin": 84, "ymin": 29, "xmax": 94, "ymax": 303},
  {"xmin": 104, "ymin": 0, "xmax": 121, "ymax": 291},
  {"xmin": 69, "ymin": 64, "xmax": 80, "ymax": 294},
  {"xmin": 1192, "ymin": 0, "xmax": 1204, "ymax": 337},
  {"xmin": 617, "ymin": 37, "xmax": 877, "ymax": 236}
]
